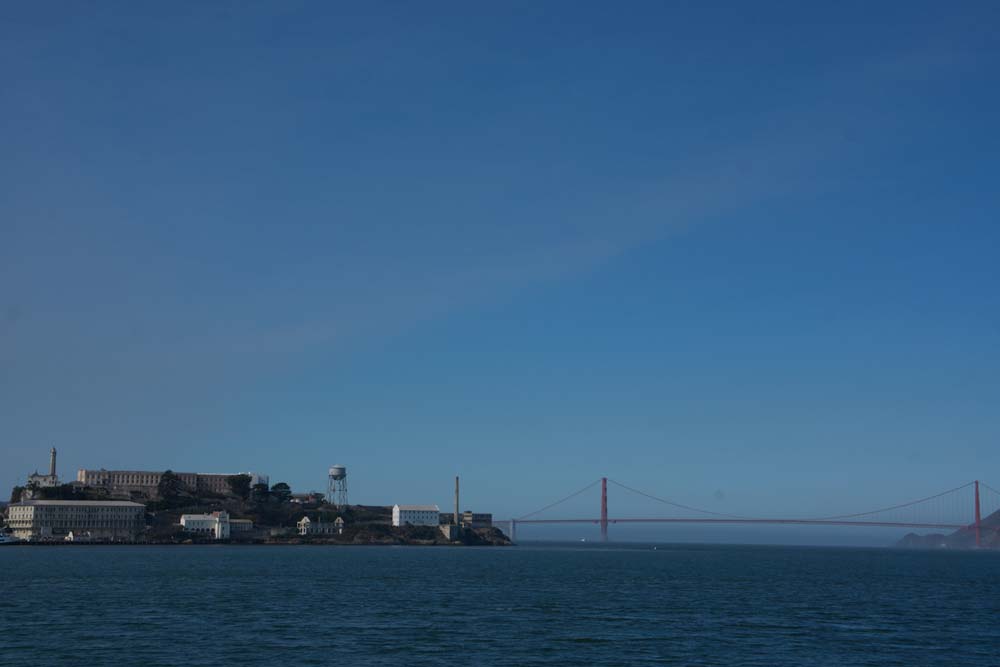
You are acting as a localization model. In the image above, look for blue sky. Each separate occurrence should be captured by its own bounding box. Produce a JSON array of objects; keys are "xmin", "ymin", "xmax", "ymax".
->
[{"xmin": 2, "ymin": 3, "xmax": 999, "ymax": 540}]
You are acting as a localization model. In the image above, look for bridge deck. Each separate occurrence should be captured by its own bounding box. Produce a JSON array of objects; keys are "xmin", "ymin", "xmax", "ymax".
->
[{"xmin": 512, "ymin": 518, "xmax": 967, "ymax": 529}]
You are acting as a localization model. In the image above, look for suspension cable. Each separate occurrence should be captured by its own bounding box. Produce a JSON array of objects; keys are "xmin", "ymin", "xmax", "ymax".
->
[
  {"xmin": 609, "ymin": 478, "xmax": 978, "ymax": 522},
  {"xmin": 804, "ymin": 481, "xmax": 975, "ymax": 521},
  {"xmin": 517, "ymin": 479, "xmax": 602, "ymax": 520},
  {"xmin": 607, "ymin": 478, "xmax": 749, "ymax": 519}
]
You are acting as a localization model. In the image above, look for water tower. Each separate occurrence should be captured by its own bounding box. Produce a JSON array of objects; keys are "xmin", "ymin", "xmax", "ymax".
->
[{"xmin": 327, "ymin": 465, "xmax": 348, "ymax": 508}]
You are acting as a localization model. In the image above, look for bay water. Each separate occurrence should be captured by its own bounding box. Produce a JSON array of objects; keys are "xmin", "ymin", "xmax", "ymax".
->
[{"xmin": 1, "ymin": 543, "xmax": 997, "ymax": 666}]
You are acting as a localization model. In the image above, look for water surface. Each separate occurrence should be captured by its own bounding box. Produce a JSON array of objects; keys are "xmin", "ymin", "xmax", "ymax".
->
[{"xmin": 2, "ymin": 543, "xmax": 997, "ymax": 666}]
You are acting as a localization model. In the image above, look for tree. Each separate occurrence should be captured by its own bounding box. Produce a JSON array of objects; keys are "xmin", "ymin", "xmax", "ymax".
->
[
  {"xmin": 35, "ymin": 484, "xmax": 78, "ymax": 500},
  {"xmin": 250, "ymin": 482, "xmax": 270, "ymax": 504},
  {"xmin": 270, "ymin": 482, "xmax": 291, "ymax": 503},
  {"xmin": 9, "ymin": 486, "xmax": 25, "ymax": 503},
  {"xmin": 227, "ymin": 474, "xmax": 252, "ymax": 501},
  {"xmin": 157, "ymin": 470, "xmax": 183, "ymax": 503}
]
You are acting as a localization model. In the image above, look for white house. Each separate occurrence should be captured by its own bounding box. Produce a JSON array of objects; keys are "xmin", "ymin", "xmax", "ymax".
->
[
  {"xmin": 297, "ymin": 516, "xmax": 344, "ymax": 535},
  {"xmin": 392, "ymin": 504, "xmax": 440, "ymax": 527},
  {"xmin": 180, "ymin": 511, "xmax": 230, "ymax": 539}
]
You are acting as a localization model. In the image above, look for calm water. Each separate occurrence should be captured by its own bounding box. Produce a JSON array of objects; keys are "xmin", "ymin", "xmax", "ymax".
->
[{"xmin": 1, "ymin": 543, "xmax": 998, "ymax": 666}]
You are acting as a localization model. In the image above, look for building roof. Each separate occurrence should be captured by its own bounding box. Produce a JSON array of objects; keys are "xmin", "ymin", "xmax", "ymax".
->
[
  {"xmin": 394, "ymin": 504, "xmax": 440, "ymax": 512},
  {"xmin": 78, "ymin": 469, "xmax": 237, "ymax": 477},
  {"xmin": 12, "ymin": 500, "xmax": 145, "ymax": 507}
]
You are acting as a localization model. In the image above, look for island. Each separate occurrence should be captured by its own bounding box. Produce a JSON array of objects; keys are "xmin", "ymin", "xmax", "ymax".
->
[{"xmin": 3, "ymin": 472, "xmax": 511, "ymax": 547}]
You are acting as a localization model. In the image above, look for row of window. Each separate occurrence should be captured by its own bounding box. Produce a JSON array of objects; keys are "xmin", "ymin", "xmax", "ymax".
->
[
  {"xmin": 84, "ymin": 474, "xmax": 231, "ymax": 485},
  {"xmin": 10, "ymin": 508, "xmax": 143, "ymax": 520},
  {"xmin": 12, "ymin": 510, "xmax": 142, "ymax": 516},
  {"xmin": 85, "ymin": 476, "xmax": 166, "ymax": 485},
  {"xmin": 10, "ymin": 518, "xmax": 142, "ymax": 526},
  {"xmin": 9, "ymin": 520, "xmax": 138, "ymax": 527}
]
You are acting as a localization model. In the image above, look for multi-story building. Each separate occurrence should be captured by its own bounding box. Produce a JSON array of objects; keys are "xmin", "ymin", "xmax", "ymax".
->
[
  {"xmin": 392, "ymin": 504, "xmax": 440, "ymax": 527},
  {"xmin": 76, "ymin": 469, "xmax": 267, "ymax": 499},
  {"xmin": 6, "ymin": 500, "xmax": 145, "ymax": 541},
  {"xmin": 230, "ymin": 519, "xmax": 254, "ymax": 534},
  {"xmin": 180, "ymin": 511, "xmax": 231, "ymax": 539}
]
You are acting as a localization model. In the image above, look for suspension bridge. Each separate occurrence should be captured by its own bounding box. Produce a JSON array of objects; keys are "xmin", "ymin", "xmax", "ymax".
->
[{"xmin": 504, "ymin": 478, "xmax": 1000, "ymax": 547}]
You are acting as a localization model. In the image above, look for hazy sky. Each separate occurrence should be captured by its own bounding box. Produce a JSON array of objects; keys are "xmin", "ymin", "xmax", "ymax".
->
[{"xmin": 2, "ymin": 3, "xmax": 998, "ymax": 539}]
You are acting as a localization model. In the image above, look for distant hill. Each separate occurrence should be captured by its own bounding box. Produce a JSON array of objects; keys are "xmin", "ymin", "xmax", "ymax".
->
[{"xmin": 898, "ymin": 509, "xmax": 1000, "ymax": 549}]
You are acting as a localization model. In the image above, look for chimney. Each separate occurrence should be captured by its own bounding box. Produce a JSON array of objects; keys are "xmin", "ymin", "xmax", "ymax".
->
[
  {"xmin": 49, "ymin": 447, "xmax": 57, "ymax": 478},
  {"xmin": 454, "ymin": 476, "xmax": 460, "ymax": 526}
]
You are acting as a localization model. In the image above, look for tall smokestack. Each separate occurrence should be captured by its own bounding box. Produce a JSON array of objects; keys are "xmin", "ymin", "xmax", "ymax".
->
[
  {"xmin": 49, "ymin": 447, "xmax": 57, "ymax": 477},
  {"xmin": 454, "ymin": 476, "xmax": 460, "ymax": 526}
]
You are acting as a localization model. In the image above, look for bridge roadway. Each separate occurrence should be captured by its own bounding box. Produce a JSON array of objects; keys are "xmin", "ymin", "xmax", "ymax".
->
[
  {"xmin": 511, "ymin": 518, "xmax": 967, "ymax": 529},
  {"xmin": 503, "ymin": 477, "xmax": 993, "ymax": 543}
]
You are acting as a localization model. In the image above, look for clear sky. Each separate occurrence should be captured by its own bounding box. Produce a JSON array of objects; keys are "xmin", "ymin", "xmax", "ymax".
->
[{"xmin": 2, "ymin": 3, "xmax": 998, "ymax": 540}]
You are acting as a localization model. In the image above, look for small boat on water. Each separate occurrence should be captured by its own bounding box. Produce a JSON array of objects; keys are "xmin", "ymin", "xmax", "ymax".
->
[{"xmin": 0, "ymin": 533, "xmax": 20, "ymax": 545}]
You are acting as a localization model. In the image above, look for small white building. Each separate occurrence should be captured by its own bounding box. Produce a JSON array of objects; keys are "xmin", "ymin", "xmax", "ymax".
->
[
  {"xmin": 64, "ymin": 531, "xmax": 93, "ymax": 542},
  {"xmin": 392, "ymin": 504, "xmax": 440, "ymax": 527},
  {"xmin": 297, "ymin": 516, "xmax": 344, "ymax": 535},
  {"xmin": 462, "ymin": 511, "xmax": 494, "ymax": 529},
  {"xmin": 180, "ymin": 511, "xmax": 231, "ymax": 539}
]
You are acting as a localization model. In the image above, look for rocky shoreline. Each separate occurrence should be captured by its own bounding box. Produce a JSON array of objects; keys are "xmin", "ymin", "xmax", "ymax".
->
[{"xmin": 4, "ymin": 525, "xmax": 513, "ymax": 547}]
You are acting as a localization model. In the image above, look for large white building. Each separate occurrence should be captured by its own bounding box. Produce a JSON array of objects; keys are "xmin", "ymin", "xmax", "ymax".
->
[
  {"xmin": 180, "ymin": 511, "xmax": 231, "ymax": 539},
  {"xmin": 6, "ymin": 500, "xmax": 145, "ymax": 541},
  {"xmin": 392, "ymin": 504, "xmax": 440, "ymax": 527}
]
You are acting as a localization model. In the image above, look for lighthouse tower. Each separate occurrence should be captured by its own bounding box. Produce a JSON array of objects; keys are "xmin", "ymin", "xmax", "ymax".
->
[{"xmin": 26, "ymin": 446, "xmax": 61, "ymax": 494}]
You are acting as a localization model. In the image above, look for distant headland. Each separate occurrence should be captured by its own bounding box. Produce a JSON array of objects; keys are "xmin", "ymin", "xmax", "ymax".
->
[{"xmin": 897, "ymin": 510, "xmax": 1000, "ymax": 550}]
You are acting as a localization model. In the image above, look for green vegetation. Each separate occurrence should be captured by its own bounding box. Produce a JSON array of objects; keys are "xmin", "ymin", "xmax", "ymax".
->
[
  {"xmin": 144, "ymin": 470, "xmax": 197, "ymax": 510},
  {"xmin": 157, "ymin": 471, "xmax": 183, "ymax": 502},
  {"xmin": 226, "ymin": 474, "xmax": 252, "ymax": 501},
  {"xmin": 250, "ymin": 482, "xmax": 270, "ymax": 504},
  {"xmin": 270, "ymin": 482, "xmax": 291, "ymax": 503},
  {"xmin": 22, "ymin": 484, "xmax": 113, "ymax": 501}
]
